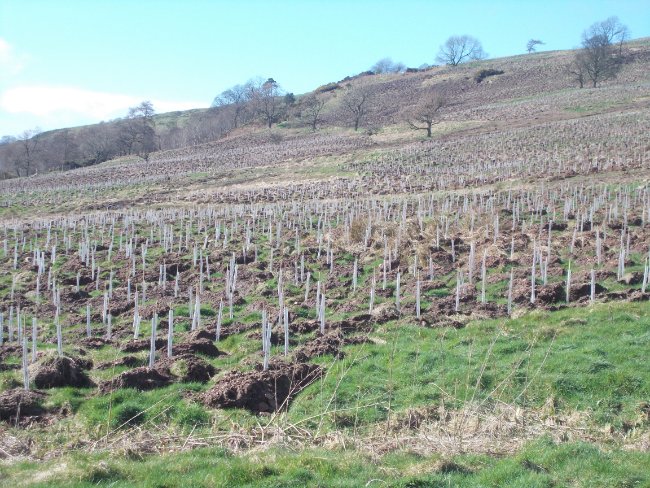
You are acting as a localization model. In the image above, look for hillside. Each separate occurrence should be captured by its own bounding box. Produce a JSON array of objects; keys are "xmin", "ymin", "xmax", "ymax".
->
[{"xmin": 0, "ymin": 40, "xmax": 649, "ymax": 487}]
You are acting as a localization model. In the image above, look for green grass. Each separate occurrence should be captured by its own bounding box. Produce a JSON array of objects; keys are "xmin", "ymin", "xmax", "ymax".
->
[
  {"xmin": 2, "ymin": 437, "xmax": 648, "ymax": 487},
  {"xmin": 288, "ymin": 300, "xmax": 650, "ymax": 431},
  {"xmin": 1, "ymin": 299, "xmax": 648, "ymax": 487}
]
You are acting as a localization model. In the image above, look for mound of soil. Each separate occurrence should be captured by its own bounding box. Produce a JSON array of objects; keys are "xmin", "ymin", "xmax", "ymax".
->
[
  {"xmin": 0, "ymin": 389, "xmax": 47, "ymax": 421},
  {"xmin": 156, "ymin": 354, "xmax": 216, "ymax": 383},
  {"xmin": 536, "ymin": 282, "xmax": 566, "ymax": 304},
  {"xmin": 618, "ymin": 272, "xmax": 643, "ymax": 285},
  {"xmin": 0, "ymin": 344, "xmax": 21, "ymax": 360},
  {"xmin": 512, "ymin": 281, "xmax": 564, "ymax": 306},
  {"xmin": 370, "ymin": 302, "xmax": 400, "ymax": 323},
  {"xmin": 79, "ymin": 337, "xmax": 113, "ymax": 349},
  {"xmin": 294, "ymin": 329, "xmax": 367, "ymax": 362},
  {"xmin": 165, "ymin": 329, "xmax": 224, "ymax": 358},
  {"xmin": 294, "ymin": 331, "xmax": 345, "ymax": 361},
  {"xmin": 291, "ymin": 320, "xmax": 320, "ymax": 334},
  {"xmin": 203, "ymin": 362, "xmax": 321, "ymax": 413},
  {"xmin": 121, "ymin": 338, "xmax": 167, "ymax": 352},
  {"xmin": 570, "ymin": 282, "xmax": 608, "ymax": 301},
  {"xmin": 32, "ymin": 356, "xmax": 94, "ymax": 389},
  {"xmin": 247, "ymin": 329, "xmax": 298, "ymax": 347},
  {"xmin": 96, "ymin": 355, "xmax": 141, "ymax": 370},
  {"xmin": 174, "ymin": 338, "xmax": 222, "ymax": 357},
  {"xmin": 101, "ymin": 366, "xmax": 172, "ymax": 392}
]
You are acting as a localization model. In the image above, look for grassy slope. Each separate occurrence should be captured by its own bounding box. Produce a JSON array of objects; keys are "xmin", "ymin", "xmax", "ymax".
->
[
  {"xmin": 2, "ymin": 301, "xmax": 649, "ymax": 487},
  {"xmin": 3, "ymin": 439, "xmax": 649, "ymax": 488}
]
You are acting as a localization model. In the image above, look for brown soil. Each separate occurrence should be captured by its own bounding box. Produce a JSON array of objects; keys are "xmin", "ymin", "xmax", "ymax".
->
[
  {"xmin": 202, "ymin": 361, "xmax": 321, "ymax": 413},
  {"xmin": 0, "ymin": 389, "xmax": 47, "ymax": 421},
  {"xmin": 0, "ymin": 344, "xmax": 21, "ymax": 360},
  {"xmin": 32, "ymin": 356, "xmax": 94, "ymax": 389},
  {"xmin": 101, "ymin": 366, "xmax": 172, "ymax": 392},
  {"xmin": 291, "ymin": 320, "xmax": 321, "ymax": 334},
  {"xmin": 370, "ymin": 302, "xmax": 400, "ymax": 323},
  {"xmin": 96, "ymin": 355, "xmax": 141, "ymax": 370},
  {"xmin": 294, "ymin": 329, "xmax": 369, "ymax": 362},
  {"xmin": 570, "ymin": 282, "xmax": 608, "ymax": 301},
  {"xmin": 155, "ymin": 354, "xmax": 216, "ymax": 383},
  {"xmin": 174, "ymin": 338, "xmax": 222, "ymax": 357},
  {"xmin": 79, "ymin": 337, "xmax": 114, "ymax": 349},
  {"xmin": 511, "ymin": 280, "xmax": 565, "ymax": 305},
  {"xmin": 121, "ymin": 338, "xmax": 167, "ymax": 352}
]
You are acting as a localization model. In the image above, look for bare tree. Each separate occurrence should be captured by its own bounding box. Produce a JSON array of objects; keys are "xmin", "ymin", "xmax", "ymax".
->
[
  {"xmin": 567, "ymin": 52, "xmax": 587, "ymax": 88},
  {"xmin": 436, "ymin": 35, "xmax": 487, "ymax": 66},
  {"xmin": 302, "ymin": 95, "xmax": 326, "ymax": 131},
  {"xmin": 407, "ymin": 91, "xmax": 447, "ymax": 137},
  {"xmin": 82, "ymin": 123, "xmax": 118, "ymax": 165},
  {"xmin": 212, "ymin": 83, "xmax": 251, "ymax": 129},
  {"xmin": 526, "ymin": 39, "xmax": 544, "ymax": 53},
  {"xmin": 571, "ymin": 31, "xmax": 621, "ymax": 88},
  {"xmin": 250, "ymin": 78, "xmax": 284, "ymax": 128},
  {"xmin": 50, "ymin": 129, "xmax": 78, "ymax": 169},
  {"xmin": 0, "ymin": 136, "xmax": 16, "ymax": 145},
  {"xmin": 370, "ymin": 58, "xmax": 406, "ymax": 74},
  {"xmin": 15, "ymin": 128, "xmax": 41, "ymax": 176},
  {"xmin": 342, "ymin": 88, "xmax": 371, "ymax": 131},
  {"xmin": 119, "ymin": 101, "xmax": 157, "ymax": 160},
  {"xmin": 585, "ymin": 16, "xmax": 629, "ymax": 53}
]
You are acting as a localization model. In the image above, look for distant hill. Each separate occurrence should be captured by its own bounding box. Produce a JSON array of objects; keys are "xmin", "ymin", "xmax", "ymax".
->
[{"xmin": 1, "ymin": 37, "xmax": 648, "ymax": 179}]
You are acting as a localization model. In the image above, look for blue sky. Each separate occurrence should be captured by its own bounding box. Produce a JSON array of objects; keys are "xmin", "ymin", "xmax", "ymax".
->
[{"xmin": 1, "ymin": 0, "xmax": 648, "ymax": 135}]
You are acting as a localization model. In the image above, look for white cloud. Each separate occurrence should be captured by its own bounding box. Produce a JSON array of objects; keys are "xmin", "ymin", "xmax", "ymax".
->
[
  {"xmin": 0, "ymin": 38, "xmax": 26, "ymax": 76},
  {"xmin": 0, "ymin": 85, "xmax": 204, "ymax": 122}
]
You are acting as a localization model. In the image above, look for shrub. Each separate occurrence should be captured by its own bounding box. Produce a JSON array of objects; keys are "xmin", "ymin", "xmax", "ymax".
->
[
  {"xmin": 316, "ymin": 82, "xmax": 340, "ymax": 94},
  {"xmin": 113, "ymin": 401, "xmax": 145, "ymax": 427},
  {"xmin": 474, "ymin": 68, "xmax": 505, "ymax": 83}
]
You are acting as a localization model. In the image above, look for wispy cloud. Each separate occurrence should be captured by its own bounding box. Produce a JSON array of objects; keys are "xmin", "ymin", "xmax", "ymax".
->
[
  {"xmin": 0, "ymin": 85, "xmax": 204, "ymax": 123},
  {"xmin": 0, "ymin": 38, "xmax": 27, "ymax": 76}
]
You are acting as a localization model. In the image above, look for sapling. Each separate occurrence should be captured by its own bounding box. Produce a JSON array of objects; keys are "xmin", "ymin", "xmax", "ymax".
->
[
  {"xmin": 167, "ymin": 309, "xmax": 173, "ymax": 358},
  {"xmin": 149, "ymin": 314, "xmax": 158, "ymax": 368},
  {"xmin": 415, "ymin": 277, "xmax": 421, "ymax": 318},
  {"xmin": 106, "ymin": 313, "xmax": 113, "ymax": 339},
  {"xmin": 480, "ymin": 249, "xmax": 487, "ymax": 304},
  {"xmin": 395, "ymin": 271, "xmax": 401, "ymax": 312},
  {"xmin": 304, "ymin": 272, "xmax": 311, "ymax": 302},
  {"xmin": 86, "ymin": 304, "xmax": 91, "ymax": 338},
  {"xmin": 507, "ymin": 269, "xmax": 514, "ymax": 316},
  {"xmin": 192, "ymin": 293, "xmax": 200, "ymax": 330},
  {"xmin": 262, "ymin": 309, "xmax": 270, "ymax": 371},
  {"xmin": 55, "ymin": 311, "xmax": 62, "ymax": 356},
  {"xmin": 468, "ymin": 241, "xmax": 475, "ymax": 284},
  {"xmin": 5, "ymin": 309, "xmax": 18, "ymax": 344},
  {"xmin": 455, "ymin": 270, "xmax": 461, "ymax": 312},
  {"xmin": 16, "ymin": 308, "xmax": 22, "ymax": 344},
  {"xmin": 369, "ymin": 270, "xmax": 376, "ymax": 313},
  {"xmin": 590, "ymin": 269, "xmax": 596, "ymax": 303},
  {"xmin": 31, "ymin": 317, "xmax": 37, "ymax": 362},
  {"xmin": 566, "ymin": 262, "xmax": 572, "ymax": 303},
  {"xmin": 530, "ymin": 251, "xmax": 536, "ymax": 304},
  {"xmin": 216, "ymin": 299, "xmax": 223, "ymax": 342},
  {"xmin": 133, "ymin": 294, "xmax": 141, "ymax": 339},
  {"xmin": 22, "ymin": 335, "xmax": 29, "ymax": 391},
  {"xmin": 319, "ymin": 293, "xmax": 326, "ymax": 334},
  {"xmin": 283, "ymin": 306, "xmax": 289, "ymax": 356}
]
